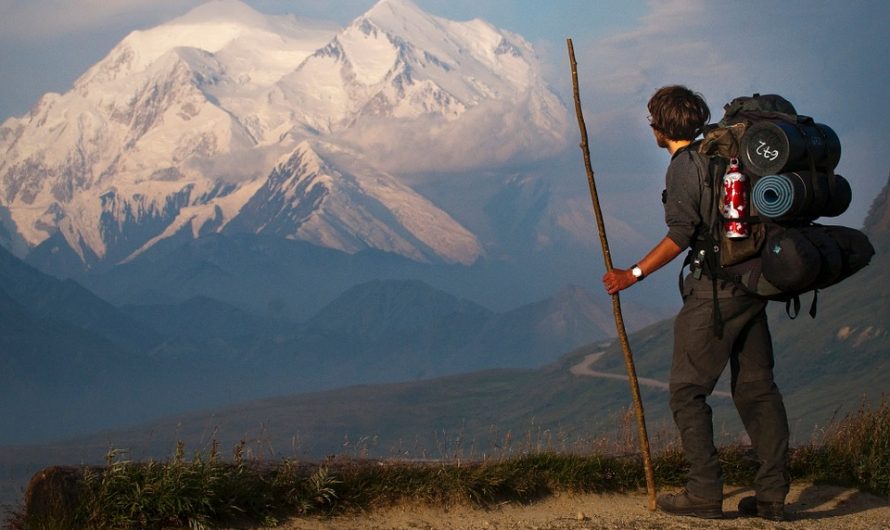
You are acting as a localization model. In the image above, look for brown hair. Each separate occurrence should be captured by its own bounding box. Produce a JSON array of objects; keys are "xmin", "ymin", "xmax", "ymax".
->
[{"xmin": 647, "ymin": 85, "xmax": 710, "ymax": 141}]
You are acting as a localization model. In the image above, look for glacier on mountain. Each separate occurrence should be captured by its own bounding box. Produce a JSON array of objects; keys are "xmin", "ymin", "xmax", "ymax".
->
[{"xmin": 0, "ymin": 0, "xmax": 567, "ymax": 267}]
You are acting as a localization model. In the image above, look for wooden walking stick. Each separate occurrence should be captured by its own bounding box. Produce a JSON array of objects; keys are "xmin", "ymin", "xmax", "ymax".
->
[{"xmin": 566, "ymin": 38, "xmax": 657, "ymax": 511}]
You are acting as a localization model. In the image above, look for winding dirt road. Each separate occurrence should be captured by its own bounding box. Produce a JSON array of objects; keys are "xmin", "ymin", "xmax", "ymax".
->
[{"xmin": 569, "ymin": 351, "xmax": 732, "ymax": 399}]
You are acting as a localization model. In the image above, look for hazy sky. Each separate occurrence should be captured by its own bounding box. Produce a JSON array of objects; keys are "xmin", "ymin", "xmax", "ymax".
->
[
  {"xmin": 0, "ymin": 0, "xmax": 648, "ymax": 121},
  {"xmin": 1, "ymin": 0, "xmax": 888, "ymax": 230}
]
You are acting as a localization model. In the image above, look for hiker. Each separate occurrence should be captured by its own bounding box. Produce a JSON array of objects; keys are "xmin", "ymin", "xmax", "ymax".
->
[{"xmin": 602, "ymin": 85, "xmax": 789, "ymax": 521}]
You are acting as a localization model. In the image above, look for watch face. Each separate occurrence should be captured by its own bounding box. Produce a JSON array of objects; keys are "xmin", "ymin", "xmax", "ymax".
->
[{"xmin": 633, "ymin": 266, "xmax": 643, "ymax": 278}]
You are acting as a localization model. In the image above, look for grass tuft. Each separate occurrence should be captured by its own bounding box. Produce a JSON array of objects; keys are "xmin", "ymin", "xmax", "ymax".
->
[
  {"xmin": 8, "ymin": 399, "xmax": 889, "ymax": 529},
  {"xmin": 791, "ymin": 398, "xmax": 890, "ymax": 496}
]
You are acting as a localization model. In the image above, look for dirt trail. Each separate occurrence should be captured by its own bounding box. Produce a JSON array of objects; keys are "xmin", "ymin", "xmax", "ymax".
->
[
  {"xmin": 268, "ymin": 483, "xmax": 890, "ymax": 530},
  {"xmin": 569, "ymin": 351, "xmax": 732, "ymax": 399}
]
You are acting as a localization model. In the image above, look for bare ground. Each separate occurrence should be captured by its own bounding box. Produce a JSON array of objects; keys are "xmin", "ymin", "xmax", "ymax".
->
[{"xmin": 268, "ymin": 483, "xmax": 890, "ymax": 530}]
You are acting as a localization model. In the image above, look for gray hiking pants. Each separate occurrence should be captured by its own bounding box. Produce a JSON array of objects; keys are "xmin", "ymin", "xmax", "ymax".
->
[{"xmin": 670, "ymin": 275, "xmax": 790, "ymax": 503}]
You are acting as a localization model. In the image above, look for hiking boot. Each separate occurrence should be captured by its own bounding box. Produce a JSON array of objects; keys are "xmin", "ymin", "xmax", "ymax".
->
[
  {"xmin": 738, "ymin": 495, "xmax": 785, "ymax": 521},
  {"xmin": 656, "ymin": 488, "xmax": 723, "ymax": 519}
]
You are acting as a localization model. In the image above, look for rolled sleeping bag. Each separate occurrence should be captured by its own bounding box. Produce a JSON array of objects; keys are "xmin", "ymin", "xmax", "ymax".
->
[
  {"xmin": 740, "ymin": 120, "xmax": 841, "ymax": 176},
  {"xmin": 751, "ymin": 172, "xmax": 851, "ymax": 221},
  {"xmin": 803, "ymin": 171, "xmax": 853, "ymax": 218}
]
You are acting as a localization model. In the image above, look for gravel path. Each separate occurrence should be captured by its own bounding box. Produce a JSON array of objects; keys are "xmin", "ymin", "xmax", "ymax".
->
[{"xmin": 269, "ymin": 483, "xmax": 890, "ymax": 530}]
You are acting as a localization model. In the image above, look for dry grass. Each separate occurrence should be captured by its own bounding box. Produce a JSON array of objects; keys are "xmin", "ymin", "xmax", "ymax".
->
[{"xmin": 6, "ymin": 400, "xmax": 888, "ymax": 530}]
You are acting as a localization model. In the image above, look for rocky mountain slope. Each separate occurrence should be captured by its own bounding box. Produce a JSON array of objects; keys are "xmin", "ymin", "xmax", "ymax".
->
[{"xmin": 864, "ymin": 171, "xmax": 890, "ymax": 251}]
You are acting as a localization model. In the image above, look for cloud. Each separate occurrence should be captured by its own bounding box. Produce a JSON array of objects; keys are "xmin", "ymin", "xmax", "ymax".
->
[
  {"xmin": 184, "ymin": 145, "xmax": 286, "ymax": 184},
  {"xmin": 0, "ymin": 0, "xmax": 203, "ymax": 39},
  {"xmin": 566, "ymin": 0, "xmax": 889, "ymax": 224},
  {"xmin": 573, "ymin": 0, "xmax": 889, "ymax": 131},
  {"xmin": 0, "ymin": 0, "xmax": 377, "ymax": 40},
  {"xmin": 336, "ymin": 93, "xmax": 570, "ymax": 176},
  {"xmin": 572, "ymin": 0, "xmax": 735, "ymax": 130}
]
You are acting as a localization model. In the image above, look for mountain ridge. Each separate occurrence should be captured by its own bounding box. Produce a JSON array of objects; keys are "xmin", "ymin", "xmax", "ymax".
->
[
  {"xmin": 222, "ymin": 141, "xmax": 482, "ymax": 264},
  {"xmin": 0, "ymin": 244, "xmax": 159, "ymax": 352},
  {"xmin": 21, "ymin": 180, "xmax": 882, "ymax": 459},
  {"xmin": 863, "ymin": 171, "xmax": 890, "ymax": 251},
  {"xmin": 3, "ymin": 240, "xmax": 654, "ymax": 445},
  {"xmin": 0, "ymin": 0, "xmax": 565, "ymax": 270},
  {"xmin": 35, "ymin": 246, "xmax": 884, "ymax": 461}
]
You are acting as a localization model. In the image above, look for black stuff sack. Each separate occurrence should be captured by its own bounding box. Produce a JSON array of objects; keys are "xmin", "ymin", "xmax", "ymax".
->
[{"xmin": 760, "ymin": 224, "xmax": 874, "ymax": 294}]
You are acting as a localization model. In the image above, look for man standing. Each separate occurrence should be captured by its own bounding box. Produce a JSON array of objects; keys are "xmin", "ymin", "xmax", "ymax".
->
[{"xmin": 602, "ymin": 85, "xmax": 789, "ymax": 521}]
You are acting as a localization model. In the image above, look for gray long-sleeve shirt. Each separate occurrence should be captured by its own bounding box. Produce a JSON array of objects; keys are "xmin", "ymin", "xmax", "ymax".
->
[{"xmin": 663, "ymin": 144, "xmax": 714, "ymax": 251}]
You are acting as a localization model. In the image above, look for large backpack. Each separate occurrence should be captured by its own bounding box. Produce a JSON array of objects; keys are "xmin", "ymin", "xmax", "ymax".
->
[{"xmin": 691, "ymin": 94, "xmax": 874, "ymax": 333}]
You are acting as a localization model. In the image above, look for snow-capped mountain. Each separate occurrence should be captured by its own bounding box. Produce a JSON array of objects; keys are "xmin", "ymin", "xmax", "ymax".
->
[
  {"xmin": 276, "ymin": 0, "xmax": 551, "ymax": 131},
  {"xmin": 223, "ymin": 141, "xmax": 481, "ymax": 264},
  {"xmin": 0, "ymin": 0, "xmax": 566, "ymax": 268}
]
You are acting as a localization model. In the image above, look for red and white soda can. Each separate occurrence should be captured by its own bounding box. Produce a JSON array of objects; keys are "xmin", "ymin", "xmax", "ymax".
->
[{"xmin": 722, "ymin": 159, "xmax": 749, "ymax": 239}]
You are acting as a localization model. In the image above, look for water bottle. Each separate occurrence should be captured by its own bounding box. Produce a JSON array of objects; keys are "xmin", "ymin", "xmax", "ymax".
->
[{"xmin": 722, "ymin": 158, "xmax": 749, "ymax": 239}]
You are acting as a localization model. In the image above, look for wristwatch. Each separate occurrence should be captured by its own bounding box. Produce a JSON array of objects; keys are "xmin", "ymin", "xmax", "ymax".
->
[{"xmin": 631, "ymin": 264, "xmax": 645, "ymax": 281}]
